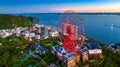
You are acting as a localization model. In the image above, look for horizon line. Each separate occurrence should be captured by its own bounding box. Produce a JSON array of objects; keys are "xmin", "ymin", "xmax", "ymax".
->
[{"xmin": 1, "ymin": 12, "xmax": 120, "ymax": 14}]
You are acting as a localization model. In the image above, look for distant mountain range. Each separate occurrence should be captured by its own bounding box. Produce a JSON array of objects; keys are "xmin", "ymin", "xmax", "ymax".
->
[{"xmin": 20, "ymin": 12, "xmax": 120, "ymax": 15}]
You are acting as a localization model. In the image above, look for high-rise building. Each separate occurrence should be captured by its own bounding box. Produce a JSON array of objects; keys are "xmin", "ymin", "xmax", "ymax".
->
[{"xmin": 40, "ymin": 26, "xmax": 49, "ymax": 39}]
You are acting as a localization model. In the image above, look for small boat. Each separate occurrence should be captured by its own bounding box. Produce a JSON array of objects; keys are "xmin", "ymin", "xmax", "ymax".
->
[
  {"xmin": 109, "ymin": 24, "xmax": 120, "ymax": 28},
  {"xmin": 110, "ymin": 24, "xmax": 114, "ymax": 29}
]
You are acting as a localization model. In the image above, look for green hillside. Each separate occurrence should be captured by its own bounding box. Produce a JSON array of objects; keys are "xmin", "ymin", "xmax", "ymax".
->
[{"xmin": 0, "ymin": 14, "xmax": 32, "ymax": 29}]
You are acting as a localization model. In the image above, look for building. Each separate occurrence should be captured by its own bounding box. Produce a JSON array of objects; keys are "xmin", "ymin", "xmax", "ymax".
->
[
  {"xmin": 25, "ymin": 42, "xmax": 47, "ymax": 55},
  {"xmin": 35, "ymin": 34, "xmax": 41, "ymax": 39},
  {"xmin": 40, "ymin": 26, "xmax": 49, "ymax": 39},
  {"xmin": 33, "ymin": 43, "xmax": 47, "ymax": 54},
  {"xmin": 49, "ymin": 30, "xmax": 59, "ymax": 37},
  {"xmin": 79, "ymin": 48, "xmax": 89, "ymax": 61},
  {"xmin": 52, "ymin": 45, "xmax": 80, "ymax": 67},
  {"xmin": 84, "ymin": 44, "xmax": 102, "ymax": 60},
  {"xmin": 52, "ymin": 43, "xmax": 102, "ymax": 67}
]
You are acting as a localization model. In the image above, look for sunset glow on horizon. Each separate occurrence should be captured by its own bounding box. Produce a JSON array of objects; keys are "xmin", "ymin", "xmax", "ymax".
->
[{"xmin": 49, "ymin": 3, "xmax": 120, "ymax": 13}]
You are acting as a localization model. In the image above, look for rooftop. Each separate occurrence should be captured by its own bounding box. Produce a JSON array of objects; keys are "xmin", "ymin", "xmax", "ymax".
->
[
  {"xmin": 79, "ymin": 48, "xmax": 88, "ymax": 54},
  {"xmin": 84, "ymin": 44, "xmax": 101, "ymax": 49},
  {"xmin": 52, "ymin": 45, "xmax": 73, "ymax": 60},
  {"xmin": 33, "ymin": 43, "xmax": 47, "ymax": 52}
]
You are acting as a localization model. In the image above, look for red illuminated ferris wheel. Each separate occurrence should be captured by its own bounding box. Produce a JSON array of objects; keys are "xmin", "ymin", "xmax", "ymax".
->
[{"xmin": 58, "ymin": 10, "xmax": 86, "ymax": 54}]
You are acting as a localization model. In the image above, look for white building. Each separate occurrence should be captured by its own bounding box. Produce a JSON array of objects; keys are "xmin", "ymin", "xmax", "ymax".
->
[{"xmin": 50, "ymin": 30, "xmax": 59, "ymax": 37}]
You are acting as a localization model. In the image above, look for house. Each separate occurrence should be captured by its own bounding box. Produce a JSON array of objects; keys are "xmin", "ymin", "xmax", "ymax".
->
[
  {"xmin": 35, "ymin": 34, "xmax": 41, "ymax": 39},
  {"xmin": 79, "ymin": 48, "xmax": 89, "ymax": 61},
  {"xmin": 52, "ymin": 45, "xmax": 79, "ymax": 67},
  {"xmin": 49, "ymin": 30, "xmax": 59, "ymax": 37},
  {"xmin": 29, "ymin": 33, "xmax": 35, "ymax": 38},
  {"xmin": 33, "ymin": 43, "xmax": 47, "ymax": 54},
  {"xmin": 84, "ymin": 44, "xmax": 102, "ymax": 60}
]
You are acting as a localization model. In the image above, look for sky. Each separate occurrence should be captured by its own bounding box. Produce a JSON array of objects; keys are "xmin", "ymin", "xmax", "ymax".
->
[{"xmin": 0, "ymin": 0, "xmax": 120, "ymax": 13}]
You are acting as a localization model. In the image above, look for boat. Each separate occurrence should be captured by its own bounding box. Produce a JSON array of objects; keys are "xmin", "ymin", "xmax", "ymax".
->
[{"xmin": 109, "ymin": 24, "xmax": 120, "ymax": 28}]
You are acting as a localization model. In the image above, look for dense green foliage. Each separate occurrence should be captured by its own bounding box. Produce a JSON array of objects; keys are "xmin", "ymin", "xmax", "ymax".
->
[
  {"xmin": 0, "ymin": 35, "xmax": 120, "ymax": 67},
  {"xmin": 21, "ymin": 56, "xmax": 47, "ymax": 67},
  {"xmin": 40, "ymin": 53, "xmax": 58, "ymax": 64},
  {"xmin": 35, "ymin": 37, "xmax": 60, "ymax": 50},
  {"xmin": 0, "ymin": 36, "xmax": 60, "ymax": 67},
  {"xmin": 0, "ymin": 35, "xmax": 28, "ymax": 46},
  {"xmin": 0, "ymin": 36, "xmax": 28, "ymax": 67},
  {"xmin": 0, "ymin": 14, "xmax": 32, "ymax": 29},
  {"xmin": 89, "ymin": 48, "xmax": 120, "ymax": 67}
]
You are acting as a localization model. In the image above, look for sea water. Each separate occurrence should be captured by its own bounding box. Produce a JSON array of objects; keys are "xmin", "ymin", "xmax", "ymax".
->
[{"xmin": 20, "ymin": 13, "xmax": 120, "ymax": 44}]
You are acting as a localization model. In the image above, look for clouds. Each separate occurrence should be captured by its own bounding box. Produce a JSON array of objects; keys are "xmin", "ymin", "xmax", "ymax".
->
[{"xmin": 48, "ymin": 3, "xmax": 120, "ymax": 12}]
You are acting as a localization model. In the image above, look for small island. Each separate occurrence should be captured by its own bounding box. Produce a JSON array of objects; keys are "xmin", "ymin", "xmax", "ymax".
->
[{"xmin": 28, "ymin": 17, "xmax": 39, "ymax": 23}]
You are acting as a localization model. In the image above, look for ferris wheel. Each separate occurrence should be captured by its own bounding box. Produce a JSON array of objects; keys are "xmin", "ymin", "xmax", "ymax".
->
[{"xmin": 58, "ymin": 10, "xmax": 86, "ymax": 54}]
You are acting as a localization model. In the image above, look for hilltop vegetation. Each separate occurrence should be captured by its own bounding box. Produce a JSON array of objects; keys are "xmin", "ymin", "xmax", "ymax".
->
[
  {"xmin": 0, "ymin": 35, "xmax": 120, "ymax": 67},
  {"xmin": 0, "ymin": 14, "xmax": 32, "ymax": 29},
  {"xmin": 0, "ymin": 35, "xmax": 27, "ymax": 67}
]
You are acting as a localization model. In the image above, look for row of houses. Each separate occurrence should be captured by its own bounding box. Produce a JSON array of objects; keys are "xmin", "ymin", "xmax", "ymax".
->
[
  {"xmin": 0, "ymin": 27, "xmax": 27, "ymax": 38},
  {"xmin": 0, "ymin": 24, "xmax": 59, "ymax": 41}
]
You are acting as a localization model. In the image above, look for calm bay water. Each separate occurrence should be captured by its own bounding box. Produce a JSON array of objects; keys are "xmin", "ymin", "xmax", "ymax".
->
[{"xmin": 21, "ymin": 13, "xmax": 120, "ymax": 44}]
